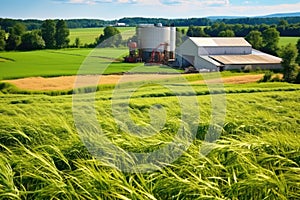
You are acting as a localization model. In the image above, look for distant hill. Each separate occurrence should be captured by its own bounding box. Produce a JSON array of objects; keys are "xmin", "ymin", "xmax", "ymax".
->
[
  {"xmin": 264, "ymin": 12, "xmax": 300, "ymax": 18},
  {"xmin": 207, "ymin": 16, "xmax": 246, "ymax": 20},
  {"xmin": 208, "ymin": 12, "xmax": 300, "ymax": 21}
]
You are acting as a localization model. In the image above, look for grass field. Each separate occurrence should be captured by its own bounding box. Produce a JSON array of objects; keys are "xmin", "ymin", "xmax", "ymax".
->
[
  {"xmin": 0, "ymin": 48, "xmax": 184, "ymax": 80},
  {"xmin": 279, "ymin": 36, "xmax": 300, "ymax": 47},
  {"xmin": 69, "ymin": 27, "xmax": 135, "ymax": 45},
  {"xmin": 0, "ymin": 80, "xmax": 300, "ymax": 199}
]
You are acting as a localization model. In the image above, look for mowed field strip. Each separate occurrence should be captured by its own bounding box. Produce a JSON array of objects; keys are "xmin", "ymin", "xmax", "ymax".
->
[
  {"xmin": 4, "ymin": 74, "xmax": 265, "ymax": 91},
  {"xmin": 69, "ymin": 27, "xmax": 135, "ymax": 44}
]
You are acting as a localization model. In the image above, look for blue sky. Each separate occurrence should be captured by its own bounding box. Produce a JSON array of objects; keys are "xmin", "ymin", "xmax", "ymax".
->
[{"xmin": 1, "ymin": 0, "xmax": 300, "ymax": 19}]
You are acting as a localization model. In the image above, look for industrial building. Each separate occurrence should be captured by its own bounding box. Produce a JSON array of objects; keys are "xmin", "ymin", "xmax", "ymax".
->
[{"xmin": 176, "ymin": 37, "xmax": 282, "ymax": 71}]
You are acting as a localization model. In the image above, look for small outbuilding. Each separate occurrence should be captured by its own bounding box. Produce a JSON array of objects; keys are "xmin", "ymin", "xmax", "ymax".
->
[{"xmin": 176, "ymin": 37, "xmax": 282, "ymax": 71}]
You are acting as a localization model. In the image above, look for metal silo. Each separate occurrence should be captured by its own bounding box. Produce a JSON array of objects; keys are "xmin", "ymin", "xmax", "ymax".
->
[{"xmin": 137, "ymin": 24, "xmax": 176, "ymax": 63}]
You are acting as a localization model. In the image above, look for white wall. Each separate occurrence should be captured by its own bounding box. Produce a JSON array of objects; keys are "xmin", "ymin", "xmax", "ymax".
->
[
  {"xmin": 225, "ymin": 64, "xmax": 282, "ymax": 70},
  {"xmin": 177, "ymin": 39, "xmax": 198, "ymax": 56},
  {"xmin": 198, "ymin": 46, "xmax": 252, "ymax": 56},
  {"xmin": 194, "ymin": 56, "xmax": 219, "ymax": 70}
]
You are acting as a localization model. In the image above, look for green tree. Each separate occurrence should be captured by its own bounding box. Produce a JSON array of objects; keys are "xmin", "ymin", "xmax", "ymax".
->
[
  {"xmin": 280, "ymin": 43, "xmax": 298, "ymax": 82},
  {"xmin": 245, "ymin": 30, "xmax": 263, "ymax": 49},
  {"xmin": 41, "ymin": 20, "xmax": 56, "ymax": 49},
  {"xmin": 74, "ymin": 37, "xmax": 81, "ymax": 48},
  {"xmin": 218, "ymin": 29, "xmax": 235, "ymax": 37},
  {"xmin": 55, "ymin": 19, "xmax": 70, "ymax": 48},
  {"xmin": 0, "ymin": 29, "xmax": 6, "ymax": 51},
  {"xmin": 12, "ymin": 23, "xmax": 26, "ymax": 36},
  {"xmin": 19, "ymin": 30, "xmax": 45, "ymax": 51},
  {"xmin": 296, "ymin": 39, "xmax": 300, "ymax": 65},
  {"xmin": 187, "ymin": 26, "xmax": 207, "ymax": 37},
  {"xmin": 5, "ymin": 33, "xmax": 21, "ymax": 50},
  {"xmin": 96, "ymin": 26, "xmax": 122, "ymax": 47},
  {"xmin": 5, "ymin": 23, "xmax": 26, "ymax": 51},
  {"xmin": 262, "ymin": 27, "xmax": 280, "ymax": 55}
]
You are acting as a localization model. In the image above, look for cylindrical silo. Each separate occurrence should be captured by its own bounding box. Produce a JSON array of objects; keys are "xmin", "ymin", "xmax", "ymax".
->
[
  {"xmin": 137, "ymin": 24, "xmax": 176, "ymax": 63},
  {"xmin": 169, "ymin": 27, "xmax": 176, "ymax": 60}
]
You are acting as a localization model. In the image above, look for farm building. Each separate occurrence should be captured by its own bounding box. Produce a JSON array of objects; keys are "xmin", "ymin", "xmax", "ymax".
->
[
  {"xmin": 124, "ymin": 24, "xmax": 176, "ymax": 64},
  {"xmin": 176, "ymin": 37, "xmax": 282, "ymax": 71}
]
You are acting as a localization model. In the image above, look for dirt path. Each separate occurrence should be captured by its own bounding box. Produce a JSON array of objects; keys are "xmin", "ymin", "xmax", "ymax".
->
[{"xmin": 3, "ymin": 74, "xmax": 266, "ymax": 91}]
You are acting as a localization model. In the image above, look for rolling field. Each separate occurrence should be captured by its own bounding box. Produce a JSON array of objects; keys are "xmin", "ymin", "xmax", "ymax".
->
[
  {"xmin": 0, "ymin": 80, "xmax": 300, "ymax": 199},
  {"xmin": 0, "ymin": 48, "xmax": 184, "ymax": 80}
]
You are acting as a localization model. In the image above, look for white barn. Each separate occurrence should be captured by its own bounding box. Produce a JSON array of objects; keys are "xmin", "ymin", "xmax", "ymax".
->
[{"xmin": 177, "ymin": 37, "xmax": 282, "ymax": 71}]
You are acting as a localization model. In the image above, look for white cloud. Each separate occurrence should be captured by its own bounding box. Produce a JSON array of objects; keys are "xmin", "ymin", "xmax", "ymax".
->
[{"xmin": 51, "ymin": 0, "xmax": 300, "ymax": 19}]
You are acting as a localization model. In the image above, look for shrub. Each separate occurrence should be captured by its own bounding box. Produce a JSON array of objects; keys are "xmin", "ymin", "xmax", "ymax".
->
[{"xmin": 259, "ymin": 71, "xmax": 273, "ymax": 82}]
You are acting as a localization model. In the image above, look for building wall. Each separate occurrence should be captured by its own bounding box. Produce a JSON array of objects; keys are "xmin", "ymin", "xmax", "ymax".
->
[
  {"xmin": 198, "ymin": 46, "xmax": 252, "ymax": 56},
  {"xmin": 194, "ymin": 56, "xmax": 219, "ymax": 70},
  {"xmin": 177, "ymin": 39, "xmax": 198, "ymax": 56},
  {"xmin": 225, "ymin": 64, "xmax": 282, "ymax": 70}
]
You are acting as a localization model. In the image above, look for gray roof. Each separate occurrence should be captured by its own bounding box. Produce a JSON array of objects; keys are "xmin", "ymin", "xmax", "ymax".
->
[
  {"xmin": 189, "ymin": 37, "xmax": 252, "ymax": 47},
  {"xmin": 210, "ymin": 54, "xmax": 282, "ymax": 65}
]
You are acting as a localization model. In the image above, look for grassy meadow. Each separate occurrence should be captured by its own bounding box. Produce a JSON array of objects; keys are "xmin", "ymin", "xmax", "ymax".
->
[
  {"xmin": 69, "ymin": 27, "xmax": 135, "ymax": 45},
  {"xmin": 279, "ymin": 36, "xmax": 300, "ymax": 47},
  {"xmin": 0, "ymin": 80, "xmax": 300, "ymax": 199},
  {"xmin": 0, "ymin": 48, "xmax": 184, "ymax": 80}
]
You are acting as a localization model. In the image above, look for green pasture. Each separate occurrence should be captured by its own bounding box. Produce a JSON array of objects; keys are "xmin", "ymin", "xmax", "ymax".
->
[
  {"xmin": 0, "ymin": 48, "xmax": 184, "ymax": 80},
  {"xmin": 69, "ymin": 27, "xmax": 135, "ymax": 45},
  {"xmin": 279, "ymin": 36, "xmax": 300, "ymax": 47},
  {"xmin": 0, "ymin": 80, "xmax": 300, "ymax": 199}
]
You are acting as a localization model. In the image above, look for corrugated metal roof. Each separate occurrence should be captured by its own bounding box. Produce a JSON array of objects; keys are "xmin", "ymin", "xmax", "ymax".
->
[
  {"xmin": 200, "ymin": 56, "xmax": 223, "ymax": 66},
  {"xmin": 189, "ymin": 37, "xmax": 252, "ymax": 47},
  {"xmin": 210, "ymin": 54, "xmax": 282, "ymax": 65}
]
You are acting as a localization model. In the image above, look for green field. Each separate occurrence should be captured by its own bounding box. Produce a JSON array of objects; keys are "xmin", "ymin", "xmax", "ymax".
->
[
  {"xmin": 0, "ymin": 48, "xmax": 184, "ymax": 80},
  {"xmin": 279, "ymin": 37, "xmax": 300, "ymax": 47},
  {"xmin": 0, "ymin": 80, "xmax": 300, "ymax": 199},
  {"xmin": 69, "ymin": 27, "xmax": 135, "ymax": 45}
]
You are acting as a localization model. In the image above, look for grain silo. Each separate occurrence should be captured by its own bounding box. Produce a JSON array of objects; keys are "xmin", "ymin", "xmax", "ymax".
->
[{"xmin": 137, "ymin": 24, "xmax": 176, "ymax": 64}]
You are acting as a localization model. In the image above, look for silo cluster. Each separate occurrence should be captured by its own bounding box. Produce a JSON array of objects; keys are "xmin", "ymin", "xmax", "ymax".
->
[
  {"xmin": 124, "ymin": 23, "xmax": 176, "ymax": 64},
  {"xmin": 137, "ymin": 24, "xmax": 176, "ymax": 63}
]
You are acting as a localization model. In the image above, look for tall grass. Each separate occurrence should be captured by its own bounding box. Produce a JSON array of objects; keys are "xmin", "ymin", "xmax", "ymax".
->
[{"xmin": 0, "ymin": 84, "xmax": 299, "ymax": 199}]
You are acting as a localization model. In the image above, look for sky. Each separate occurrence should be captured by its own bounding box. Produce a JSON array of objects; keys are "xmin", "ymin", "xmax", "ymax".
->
[{"xmin": 0, "ymin": 0, "xmax": 300, "ymax": 20}]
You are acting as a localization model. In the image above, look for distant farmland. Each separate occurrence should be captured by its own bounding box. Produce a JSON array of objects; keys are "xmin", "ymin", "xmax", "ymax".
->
[
  {"xmin": 279, "ymin": 36, "xmax": 300, "ymax": 47},
  {"xmin": 69, "ymin": 27, "xmax": 299, "ymax": 47},
  {"xmin": 69, "ymin": 27, "xmax": 135, "ymax": 45}
]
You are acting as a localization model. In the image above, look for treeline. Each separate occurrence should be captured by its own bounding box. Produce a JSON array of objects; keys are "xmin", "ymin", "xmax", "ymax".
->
[
  {"xmin": 0, "ymin": 19, "xmax": 69, "ymax": 51},
  {"xmin": 205, "ymin": 20, "xmax": 299, "ymax": 37},
  {"xmin": 217, "ymin": 16, "xmax": 300, "ymax": 26},
  {"xmin": 1, "ymin": 16, "xmax": 300, "ymax": 30},
  {"xmin": 0, "ymin": 18, "xmax": 115, "ymax": 31},
  {"xmin": 117, "ymin": 17, "xmax": 211, "ymax": 27}
]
